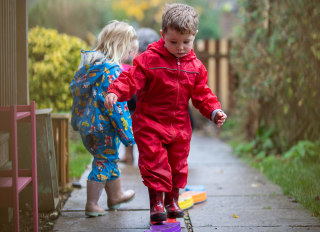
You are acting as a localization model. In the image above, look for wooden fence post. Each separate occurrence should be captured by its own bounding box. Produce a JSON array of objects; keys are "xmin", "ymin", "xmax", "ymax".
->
[{"xmin": 194, "ymin": 39, "xmax": 234, "ymax": 113}]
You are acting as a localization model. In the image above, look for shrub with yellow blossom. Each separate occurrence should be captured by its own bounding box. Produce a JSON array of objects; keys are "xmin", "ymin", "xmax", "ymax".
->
[{"xmin": 29, "ymin": 27, "xmax": 89, "ymax": 112}]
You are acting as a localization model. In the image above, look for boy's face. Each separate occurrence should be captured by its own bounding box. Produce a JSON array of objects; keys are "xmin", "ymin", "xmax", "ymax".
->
[{"xmin": 160, "ymin": 27, "xmax": 197, "ymax": 58}]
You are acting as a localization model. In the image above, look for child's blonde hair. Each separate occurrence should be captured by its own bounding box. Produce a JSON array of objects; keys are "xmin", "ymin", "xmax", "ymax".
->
[
  {"xmin": 162, "ymin": 3, "xmax": 198, "ymax": 35},
  {"xmin": 95, "ymin": 20, "xmax": 138, "ymax": 65}
]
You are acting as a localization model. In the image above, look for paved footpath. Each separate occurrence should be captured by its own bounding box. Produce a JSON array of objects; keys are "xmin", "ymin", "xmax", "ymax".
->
[{"xmin": 54, "ymin": 133, "xmax": 320, "ymax": 232}]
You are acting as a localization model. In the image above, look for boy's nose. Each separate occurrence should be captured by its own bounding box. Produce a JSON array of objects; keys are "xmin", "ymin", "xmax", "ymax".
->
[{"xmin": 177, "ymin": 43, "xmax": 183, "ymax": 50}]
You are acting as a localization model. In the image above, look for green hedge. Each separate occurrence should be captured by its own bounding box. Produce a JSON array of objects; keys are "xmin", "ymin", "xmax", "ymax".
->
[
  {"xmin": 29, "ymin": 27, "xmax": 89, "ymax": 112},
  {"xmin": 231, "ymin": 0, "xmax": 320, "ymax": 154}
]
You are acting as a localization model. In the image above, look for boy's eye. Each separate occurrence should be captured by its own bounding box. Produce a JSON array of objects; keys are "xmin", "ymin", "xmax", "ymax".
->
[
  {"xmin": 184, "ymin": 41, "xmax": 190, "ymax": 44},
  {"xmin": 170, "ymin": 41, "xmax": 177, "ymax": 44}
]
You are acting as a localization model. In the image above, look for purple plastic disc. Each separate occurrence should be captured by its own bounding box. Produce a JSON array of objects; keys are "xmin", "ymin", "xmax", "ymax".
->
[{"xmin": 145, "ymin": 221, "xmax": 181, "ymax": 232}]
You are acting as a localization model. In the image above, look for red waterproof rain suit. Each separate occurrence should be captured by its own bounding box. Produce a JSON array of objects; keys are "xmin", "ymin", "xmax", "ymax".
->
[{"xmin": 108, "ymin": 38, "xmax": 221, "ymax": 192}]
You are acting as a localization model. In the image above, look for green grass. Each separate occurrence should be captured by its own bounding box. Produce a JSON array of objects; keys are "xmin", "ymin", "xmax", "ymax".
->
[
  {"xmin": 252, "ymin": 156, "xmax": 320, "ymax": 217},
  {"xmin": 69, "ymin": 139, "xmax": 92, "ymax": 179},
  {"xmin": 219, "ymin": 117, "xmax": 320, "ymax": 217},
  {"xmin": 229, "ymin": 142, "xmax": 320, "ymax": 218}
]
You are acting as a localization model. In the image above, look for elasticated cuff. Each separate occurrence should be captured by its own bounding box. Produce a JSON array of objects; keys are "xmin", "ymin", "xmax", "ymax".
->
[{"xmin": 211, "ymin": 109, "xmax": 224, "ymax": 123}]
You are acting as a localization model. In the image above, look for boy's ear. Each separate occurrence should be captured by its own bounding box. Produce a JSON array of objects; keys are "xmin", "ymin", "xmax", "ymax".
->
[
  {"xmin": 160, "ymin": 29, "xmax": 164, "ymax": 37},
  {"xmin": 194, "ymin": 30, "xmax": 199, "ymax": 36}
]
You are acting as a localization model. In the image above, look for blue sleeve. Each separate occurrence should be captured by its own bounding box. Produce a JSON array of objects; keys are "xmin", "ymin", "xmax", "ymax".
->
[{"xmin": 97, "ymin": 65, "xmax": 135, "ymax": 146}]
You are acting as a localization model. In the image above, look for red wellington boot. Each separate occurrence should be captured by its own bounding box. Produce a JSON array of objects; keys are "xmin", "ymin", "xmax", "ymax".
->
[
  {"xmin": 164, "ymin": 188, "xmax": 184, "ymax": 219},
  {"xmin": 148, "ymin": 188, "xmax": 167, "ymax": 224}
]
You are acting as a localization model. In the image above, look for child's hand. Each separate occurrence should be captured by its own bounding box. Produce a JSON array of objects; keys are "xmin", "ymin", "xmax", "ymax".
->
[
  {"xmin": 104, "ymin": 93, "xmax": 118, "ymax": 110},
  {"xmin": 214, "ymin": 111, "xmax": 227, "ymax": 128}
]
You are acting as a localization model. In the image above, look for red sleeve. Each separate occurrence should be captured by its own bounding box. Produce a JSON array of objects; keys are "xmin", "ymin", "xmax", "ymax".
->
[
  {"xmin": 191, "ymin": 63, "xmax": 221, "ymax": 119},
  {"xmin": 108, "ymin": 54, "xmax": 148, "ymax": 102}
]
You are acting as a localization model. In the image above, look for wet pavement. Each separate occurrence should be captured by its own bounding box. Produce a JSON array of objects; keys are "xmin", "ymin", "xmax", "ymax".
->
[{"xmin": 53, "ymin": 133, "xmax": 320, "ymax": 232}]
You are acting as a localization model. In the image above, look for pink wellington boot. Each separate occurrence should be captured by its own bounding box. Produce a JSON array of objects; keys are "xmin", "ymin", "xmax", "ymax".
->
[
  {"xmin": 120, "ymin": 146, "xmax": 134, "ymax": 165},
  {"xmin": 105, "ymin": 177, "xmax": 135, "ymax": 210},
  {"xmin": 85, "ymin": 180, "xmax": 105, "ymax": 217}
]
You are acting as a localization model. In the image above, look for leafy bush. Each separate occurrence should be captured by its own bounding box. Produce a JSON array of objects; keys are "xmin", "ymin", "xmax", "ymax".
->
[
  {"xmin": 231, "ymin": 0, "xmax": 320, "ymax": 154},
  {"xmin": 283, "ymin": 140, "xmax": 320, "ymax": 162},
  {"xmin": 28, "ymin": 27, "xmax": 89, "ymax": 112}
]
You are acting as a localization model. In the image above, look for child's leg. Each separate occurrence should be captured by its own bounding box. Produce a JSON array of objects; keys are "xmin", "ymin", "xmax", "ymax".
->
[
  {"xmin": 167, "ymin": 139, "xmax": 190, "ymax": 189},
  {"xmin": 164, "ymin": 139, "xmax": 191, "ymax": 218},
  {"xmin": 85, "ymin": 157, "xmax": 107, "ymax": 217},
  {"xmin": 134, "ymin": 129, "xmax": 186, "ymax": 222},
  {"xmin": 105, "ymin": 176, "xmax": 135, "ymax": 209},
  {"xmin": 135, "ymin": 130, "xmax": 172, "ymax": 191},
  {"xmin": 79, "ymin": 134, "xmax": 105, "ymax": 217},
  {"xmin": 104, "ymin": 135, "xmax": 135, "ymax": 209},
  {"xmin": 85, "ymin": 180, "xmax": 105, "ymax": 217},
  {"xmin": 120, "ymin": 145, "xmax": 134, "ymax": 164},
  {"xmin": 148, "ymin": 188, "xmax": 167, "ymax": 224}
]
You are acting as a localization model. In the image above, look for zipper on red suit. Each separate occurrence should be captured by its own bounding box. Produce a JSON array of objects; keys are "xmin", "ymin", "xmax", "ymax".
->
[{"xmin": 171, "ymin": 57, "xmax": 181, "ymax": 140}]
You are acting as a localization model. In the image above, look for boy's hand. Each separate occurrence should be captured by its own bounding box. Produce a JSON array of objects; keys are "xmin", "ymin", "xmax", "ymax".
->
[
  {"xmin": 214, "ymin": 111, "xmax": 227, "ymax": 128},
  {"xmin": 104, "ymin": 93, "xmax": 118, "ymax": 110}
]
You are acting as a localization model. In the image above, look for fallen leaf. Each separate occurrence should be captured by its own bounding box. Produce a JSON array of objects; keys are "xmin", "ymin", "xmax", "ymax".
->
[{"xmin": 233, "ymin": 213, "xmax": 239, "ymax": 218}]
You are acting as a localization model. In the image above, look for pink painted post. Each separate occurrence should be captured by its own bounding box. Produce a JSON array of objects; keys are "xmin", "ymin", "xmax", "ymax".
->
[
  {"xmin": 12, "ymin": 105, "xmax": 19, "ymax": 232},
  {"xmin": 31, "ymin": 101, "xmax": 39, "ymax": 232}
]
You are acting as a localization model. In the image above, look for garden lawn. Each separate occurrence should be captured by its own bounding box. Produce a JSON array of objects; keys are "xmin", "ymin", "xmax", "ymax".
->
[
  {"xmin": 235, "ymin": 152, "xmax": 320, "ymax": 218},
  {"xmin": 69, "ymin": 139, "xmax": 92, "ymax": 179}
]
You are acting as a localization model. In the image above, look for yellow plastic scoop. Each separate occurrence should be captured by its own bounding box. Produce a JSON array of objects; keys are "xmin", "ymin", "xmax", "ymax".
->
[{"xmin": 178, "ymin": 195, "xmax": 194, "ymax": 210}]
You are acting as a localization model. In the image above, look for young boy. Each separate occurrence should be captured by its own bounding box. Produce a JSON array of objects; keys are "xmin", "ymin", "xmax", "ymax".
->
[{"xmin": 105, "ymin": 3, "xmax": 227, "ymax": 224}]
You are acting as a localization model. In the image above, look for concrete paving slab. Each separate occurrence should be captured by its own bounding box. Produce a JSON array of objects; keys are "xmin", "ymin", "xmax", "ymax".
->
[
  {"xmin": 187, "ymin": 181, "xmax": 282, "ymax": 196},
  {"xmin": 54, "ymin": 211, "xmax": 187, "ymax": 232},
  {"xmin": 188, "ymin": 163, "xmax": 267, "ymax": 177},
  {"xmin": 192, "ymin": 226, "xmax": 320, "ymax": 232},
  {"xmin": 54, "ymin": 211, "xmax": 150, "ymax": 231},
  {"xmin": 191, "ymin": 195, "xmax": 303, "ymax": 210},
  {"xmin": 188, "ymin": 137, "xmax": 234, "ymax": 162},
  {"xmin": 54, "ymin": 134, "xmax": 320, "ymax": 232},
  {"xmin": 186, "ymin": 182, "xmax": 282, "ymax": 196},
  {"xmin": 187, "ymin": 166, "xmax": 281, "ymax": 188},
  {"xmin": 188, "ymin": 207, "xmax": 320, "ymax": 227}
]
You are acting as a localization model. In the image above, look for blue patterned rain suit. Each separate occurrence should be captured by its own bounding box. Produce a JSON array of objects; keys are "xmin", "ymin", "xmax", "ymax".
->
[{"xmin": 70, "ymin": 50, "xmax": 135, "ymax": 183}]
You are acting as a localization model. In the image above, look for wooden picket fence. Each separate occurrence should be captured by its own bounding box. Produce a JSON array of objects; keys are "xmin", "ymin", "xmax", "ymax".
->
[
  {"xmin": 193, "ymin": 39, "xmax": 236, "ymax": 113},
  {"xmin": 52, "ymin": 114, "xmax": 70, "ymax": 188}
]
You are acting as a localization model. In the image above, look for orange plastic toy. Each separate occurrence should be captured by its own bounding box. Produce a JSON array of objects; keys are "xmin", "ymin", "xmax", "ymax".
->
[{"xmin": 180, "ymin": 191, "xmax": 207, "ymax": 204}]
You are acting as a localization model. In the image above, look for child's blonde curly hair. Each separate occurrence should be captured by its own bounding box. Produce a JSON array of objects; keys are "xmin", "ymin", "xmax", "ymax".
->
[
  {"xmin": 162, "ymin": 3, "xmax": 198, "ymax": 35},
  {"xmin": 95, "ymin": 20, "xmax": 138, "ymax": 65}
]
